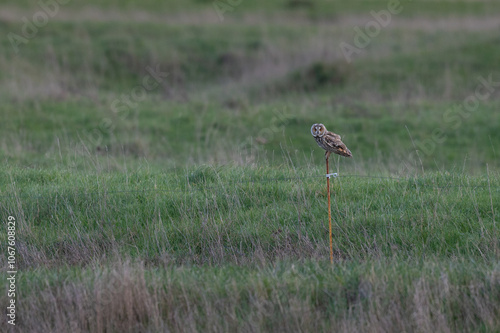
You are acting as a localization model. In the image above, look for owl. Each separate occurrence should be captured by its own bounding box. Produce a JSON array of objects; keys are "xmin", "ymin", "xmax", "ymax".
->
[{"xmin": 311, "ymin": 123, "xmax": 352, "ymax": 159}]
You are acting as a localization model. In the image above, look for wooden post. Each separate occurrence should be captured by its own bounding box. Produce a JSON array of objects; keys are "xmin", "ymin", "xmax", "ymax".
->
[{"xmin": 327, "ymin": 157, "xmax": 333, "ymax": 264}]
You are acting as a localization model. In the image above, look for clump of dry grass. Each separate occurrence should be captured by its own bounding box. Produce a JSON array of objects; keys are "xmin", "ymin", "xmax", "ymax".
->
[{"xmin": 7, "ymin": 259, "xmax": 500, "ymax": 333}]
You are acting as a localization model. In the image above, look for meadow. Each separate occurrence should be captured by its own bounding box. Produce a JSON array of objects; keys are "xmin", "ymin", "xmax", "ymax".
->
[{"xmin": 1, "ymin": 0, "xmax": 500, "ymax": 332}]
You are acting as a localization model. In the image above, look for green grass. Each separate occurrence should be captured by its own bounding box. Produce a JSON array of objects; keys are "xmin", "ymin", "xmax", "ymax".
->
[
  {"xmin": 1, "ymin": 165, "xmax": 499, "ymax": 330},
  {"xmin": 1, "ymin": 166, "xmax": 499, "ymax": 267},
  {"xmin": 1, "ymin": 0, "xmax": 500, "ymax": 331}
]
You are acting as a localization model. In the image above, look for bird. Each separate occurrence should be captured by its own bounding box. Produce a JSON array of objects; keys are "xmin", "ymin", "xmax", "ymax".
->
[{"xmin": 311, "ymin": 123, "xmax": 352, "ymax": 159}]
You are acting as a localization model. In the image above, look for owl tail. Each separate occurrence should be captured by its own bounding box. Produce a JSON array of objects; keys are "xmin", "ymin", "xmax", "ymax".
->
[{"xmin": 339, "ymin": 147, "xmax": 352, "ymax": 157}]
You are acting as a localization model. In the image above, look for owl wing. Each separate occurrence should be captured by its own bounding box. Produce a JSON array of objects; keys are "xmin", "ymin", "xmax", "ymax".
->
[
  {"xmin": 327, "ymin": 132, "xmax": 341, "ymax": 141},
  {"xmin": 324, "ymin": 132, "xmax": 352, "ymax": 157}
]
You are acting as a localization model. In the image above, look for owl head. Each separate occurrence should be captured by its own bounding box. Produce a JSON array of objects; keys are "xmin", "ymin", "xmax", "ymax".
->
[{"xmin": 311, "ymin": 123, "xmax": 327, "ymax": 137}]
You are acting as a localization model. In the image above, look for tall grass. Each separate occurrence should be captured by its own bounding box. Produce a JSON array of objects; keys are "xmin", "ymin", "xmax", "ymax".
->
[
  {"xmin": 4, "ymin": 259, "xmax": 499, "ymax": 332},
  {"xmin": 1, "ymin": 165, "xmax": 498, "ymax": 268}
]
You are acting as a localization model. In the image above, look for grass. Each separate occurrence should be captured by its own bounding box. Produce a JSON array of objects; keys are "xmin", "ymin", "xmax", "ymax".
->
[
  {"xmin": 14, "ymin": 260, "xmax": 500, "ymax": 332},
  {"xmin": 1, "ymin": 165, "xmax": 499, "ymax": 331},
  {"xmin": 0, "ymin": 0, "xmax": 500, "ymax": 332},
  {"xmin": 1, "ymin": 166, "xmax": 499, "ymax": 267}
]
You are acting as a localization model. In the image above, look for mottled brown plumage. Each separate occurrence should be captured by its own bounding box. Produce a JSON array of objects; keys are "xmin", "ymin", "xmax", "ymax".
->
[{"xmin": 311, "ymin": 123, "xmax": 352, "ymax": 159}]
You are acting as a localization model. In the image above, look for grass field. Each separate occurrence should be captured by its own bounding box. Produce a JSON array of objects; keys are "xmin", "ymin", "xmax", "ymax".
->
[{"xmin": 1, "ymin": 0, "xmax": 500, "ymax": 332}]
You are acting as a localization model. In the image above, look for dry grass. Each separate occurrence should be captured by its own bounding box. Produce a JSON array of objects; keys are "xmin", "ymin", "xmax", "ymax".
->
[{"xmin": 4, "ymin": 260, "xmax": 498, "ymax": 333}]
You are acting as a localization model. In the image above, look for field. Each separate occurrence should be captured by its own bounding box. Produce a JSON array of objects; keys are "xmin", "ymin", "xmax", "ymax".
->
[{"xmin": 1, "ymin": 0, "xmax": 500, "ymax": 332}]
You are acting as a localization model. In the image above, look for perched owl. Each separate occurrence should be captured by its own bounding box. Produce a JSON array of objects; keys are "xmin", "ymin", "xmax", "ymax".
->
[{"xmin": 311, "ymin": 123, "xmax": 352, "ymax": 158}]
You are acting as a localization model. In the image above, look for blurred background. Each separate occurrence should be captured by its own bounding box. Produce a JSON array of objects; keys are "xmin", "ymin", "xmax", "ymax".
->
[{"xmin": 1, "ymin": 0, "xmax": 499, "ymax": 173}]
